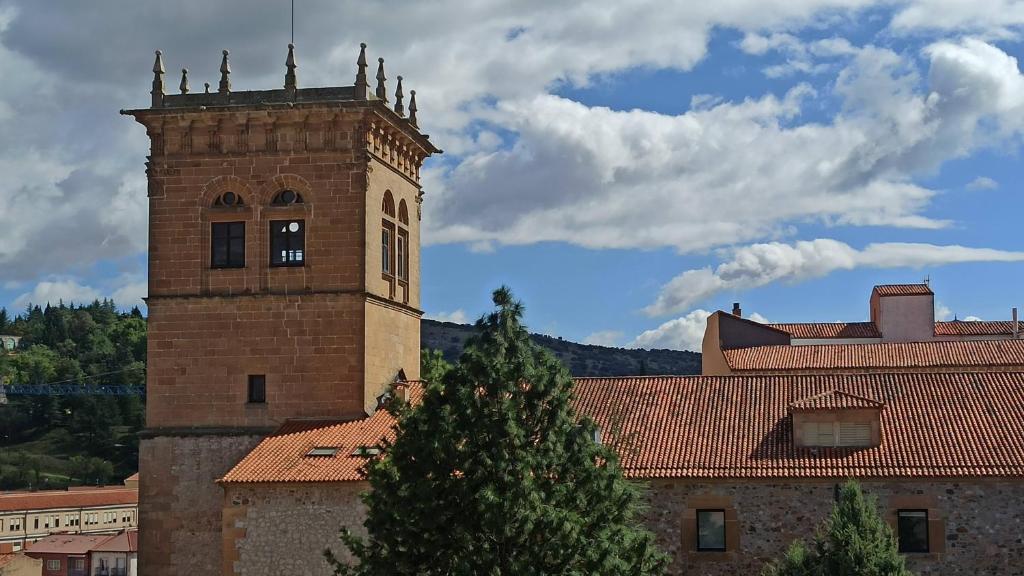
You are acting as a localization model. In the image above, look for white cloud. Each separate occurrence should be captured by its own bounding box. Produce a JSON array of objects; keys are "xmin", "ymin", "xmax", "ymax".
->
[
  {"xmin": 111, "ymin": 279, "xmax": 148, "ymax": 309},
  {"xmin": 935, "ymin": 302, "xmax": 953, "ymax": 321},
  {"xmin": 645, "ymin": 239, "xmax": 1024, "ymax": 316},
  {"xmin": 963, "ymin": 315, "xmax": 984, "ymax": 321},
  {"xmin": 582, "ymin": 330, "xmax": 624, "ymax": 347},
  {"xmin": 427, "ymin": 39, "xmax": 1024, "ymax": 253},
  {"xmin": 427, "ymin": 309, "xmax": 469, "ymax": 324},
  {"xmin": 629, "ymin": 309, "xmax": 769, "ymax": 351},
  {"xmin": 14, "ymin": 279, "xmax": 102, "ymax": 308},
  {"xmin": 967, "ymin": 176, "xmax": 1000, "ymax": 191}
]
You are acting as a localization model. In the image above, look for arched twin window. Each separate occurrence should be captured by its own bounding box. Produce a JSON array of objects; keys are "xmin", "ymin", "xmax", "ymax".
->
[
  {"xmin": 381, "ymin": 191, "xmax": 409, "ymax": 285},
  {"xmin": 209, "ymin": 190, "xmax": 306, "ymax": 269}
]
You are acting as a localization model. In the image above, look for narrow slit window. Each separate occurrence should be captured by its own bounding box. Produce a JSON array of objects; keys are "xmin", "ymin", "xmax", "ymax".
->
[
  {"xmin": 382, "ymin": 227, "xmax": 393, "ymax": 275},
  {"xmin": 396, "ymin": 232, "xmax": 408, "ymax": 280},
  {"xmin": 247, "ymin": 375, "xmax": 266, "ymax": 404},
  {"xmin": 270, "ymin": 220, "xmax": 305, "ymax": 267}
]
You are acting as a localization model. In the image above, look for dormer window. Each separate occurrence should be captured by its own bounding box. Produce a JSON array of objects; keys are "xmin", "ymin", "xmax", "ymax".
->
[{"xmin": 791, "ymin": 390, "xmax": 883, "ymax": 449}]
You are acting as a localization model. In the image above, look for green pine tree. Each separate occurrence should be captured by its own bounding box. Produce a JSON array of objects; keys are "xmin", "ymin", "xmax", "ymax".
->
[
  {"xmin": 763, "ymin": 480, "xmax": 914, "ymax": 576},
  {"xmin": 328, "ymin": 287, "xmax": 667, "ymax": 576}
]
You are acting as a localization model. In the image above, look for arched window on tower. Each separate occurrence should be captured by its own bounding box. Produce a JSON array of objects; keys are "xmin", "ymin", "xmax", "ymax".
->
[
  {"xmin": 397, "ymin": 200, "xmax": 409, "ymax": 283},
  {"xmin": 269, "ymin": 189, "xmax": 305, "ymax": 267},
  {"xmin": 271, "ymin": 190, "xmax": 304, "ymax": 206},
  {"xmin": 382, "ymin": 191, "xmax": 396, "ymax": 279},
  {"xmin": 210, "ymin": 192, "xmax": 247, "ymax": 269}
]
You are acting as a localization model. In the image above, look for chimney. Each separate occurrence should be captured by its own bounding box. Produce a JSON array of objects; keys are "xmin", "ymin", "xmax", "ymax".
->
[
  {"xmin": 1013, "ymin": 307, "xmax": 1018, "ymax": 338},
  {"xmin": 732, "ymin": 302, "xmax": 742, "ymax": 318}
]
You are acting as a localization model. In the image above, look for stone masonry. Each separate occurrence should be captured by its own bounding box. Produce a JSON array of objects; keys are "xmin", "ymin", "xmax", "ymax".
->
[
  {"xmin": 222, "ymin": 483, "xmax": 368, "ymax": 576},
  {"xmin": 643, "ymin": 479, "xmax": 1024, "ymax": 575}
]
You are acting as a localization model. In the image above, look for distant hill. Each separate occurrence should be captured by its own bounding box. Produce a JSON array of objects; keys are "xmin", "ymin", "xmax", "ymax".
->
[{"xmin": 422, "ymin": 319, "xmax": 701, "ymax": 377}]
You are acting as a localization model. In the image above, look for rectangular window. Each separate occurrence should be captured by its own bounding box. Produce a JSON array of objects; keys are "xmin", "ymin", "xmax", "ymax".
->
[
  {"xmin": 47, "ymin": 559, "xmax": 60, "ymax": 571},
  {"xmin": 248, "ymin": 375, "xmax": 266, "ymax": 404},
  {"xmin": 74, "ymin": 558, "xmax": 85, "ymax": 570},
  {"xmin": 382, "ymin": 227, "xmax": 392, "ymax": 275},
  {"xmin": 211, "ymin": 221, "xmax": 246, "ymax": 268},
  {"xmin": 270, "ymin": 220, "xmax": 305, "ymax": 267},
  {"xmin": 898, "ymin": 510, "xmax": 929, "ymax": 553},
  {"xmin": 397, "ymin": 231, "xmax": 409, "ymax": 280},
  {"xmin": 696, "ymin": 509, "xmax": 726, "ymax": 551}
]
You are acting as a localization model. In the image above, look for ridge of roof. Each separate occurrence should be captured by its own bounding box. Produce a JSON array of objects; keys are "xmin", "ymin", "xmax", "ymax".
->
[
  {"xmin": 873, "ymin": 284, "xmax": 933, "ymax": 296},
  {"xmin": 790, "ymin": 389, "xmax": 884, "ymax": 410},
  {"xmin": 769, "ymin": 321, "xmax": 881, "ymax": 339},
  {"xmin": 724, "ymin": 338, "xmax": 1024, "ymax": 371}
]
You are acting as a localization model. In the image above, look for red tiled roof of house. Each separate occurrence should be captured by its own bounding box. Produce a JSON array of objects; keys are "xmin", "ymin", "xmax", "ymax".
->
[
  {"xmin": 934, "ymin": 320, "xmax": 1020, "ymax": 336},
  {"xmin": 574, "ymin": 373, "xmax": 1024, "ymax": 479},
  {"xmin": 90, "ymin": 530, "xmax": 138, "ymax": 553},
  {"xmin": 768, "ymin": 322, "xmax": 881, "ymax": 339},
  {"xmin": 873, "ymin": 283, "xmax": 933, "ymax": 296},
  {"xmin": 790, "ymin": 390, "xmax": 883, "ymax": 410},
  {"xmin": 723, "ymin": 339, "xmax": 1024, "ymax": 372},
  {"xmin": 220, "ymin": 385, "xmax": 421, "ymax": 484},
  {"xmin": 25, "ymin": 534, "xmax": 113, "ymax": 556},
  {"xmin": 0, "ymin": 488, "xmax": 137, "ymax": 513},
  {"xmin": 224, "ymin": 373, "xmax": 1024, "ymax": 482}
]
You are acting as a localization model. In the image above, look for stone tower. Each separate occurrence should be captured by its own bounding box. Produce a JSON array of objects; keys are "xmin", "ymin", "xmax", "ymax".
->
[{"xmin": 123, "ymin": 44, "xmax": 440, "ymax": 576}]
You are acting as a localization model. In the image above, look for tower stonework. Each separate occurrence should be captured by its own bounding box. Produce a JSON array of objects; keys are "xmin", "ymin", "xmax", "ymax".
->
[{"xmin": 124, "ymin": 46, "xmax": 439, "ymax": 576}]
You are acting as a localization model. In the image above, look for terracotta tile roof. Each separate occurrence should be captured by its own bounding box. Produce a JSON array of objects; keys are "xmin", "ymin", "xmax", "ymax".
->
[
  {"xmin": 90, "ymin": 530, "xmax": 138, "ymax": 553},
  {"xmin": 723, "ymin": 339, "xmax": 1024, "ymax": 372},
  {"xmin": 220, "ymin": 384, "xmax": 421, "ymax": 484},
  {"xmin": 0, "ymin": 488, "xmax": 137, "ymax": 513},
  {"xmin": 790, "ymin": 390, "xmax": 883, "ymax": 410},
  {"xmin": 574, "ymin": 373, "xmax": 1024, "ymax": 479},
  {"xmin": 225, "ymin": 374, "xmax": 1024, "ymax": 482},
  {"xmin": 25, "ymin": 534, "xmax": 113, "ymax": 556},
  {"xmin": 769, "ymin": 322, "xmax": 881, "ymax": 339},
  {"xmin": 935, "ymin": 320, "xmax": 1020, "ymax": 336},
  {"xmin": 873, "ymin": 283, "xmax": 933, "ymax": 296}
]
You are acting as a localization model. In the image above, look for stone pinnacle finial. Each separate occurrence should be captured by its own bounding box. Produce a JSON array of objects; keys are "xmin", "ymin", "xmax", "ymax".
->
[
  {"xmin": 204, "ymin": 82, "xmax": 211, "ymax": 94},
  {"xmin": 408, "ymin": 89, "xmax": 418, "ymax": 128},
  {"xmin": 284, "ymin": 43, "xmax": 298, "ymax": 92},
  {"xmin": 394, "ymin": 75, "xmax": 405, "ymax": 116},
  {"xmin": 218, "ymin": 49, "xmax": 231, "ymax": 94},
  {"xmin": 354, "ymin": 42, "xmax": 369, "ymax": 100},
  {"xmin": 375, "ymin": 57, "xmax": 387, "ymax": 103},
  {"xmin": 151, "ymin": 50, "xmax": 165, "ymax": 108},
  {"xmin": 179, "ymin": 68, "xmax": 190, "ymax": 94}
]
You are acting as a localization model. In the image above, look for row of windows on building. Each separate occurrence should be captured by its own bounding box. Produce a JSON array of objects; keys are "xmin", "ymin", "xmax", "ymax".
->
[
  {"xmin": 0, "ymin": 511, "xmax": 133, "ymax": 533},
  {"xmin": 694, "ymin": 508, "xmax": 930, "ymax": 553},
  {"xmin": 209, "ymin": 190, "xmax": 411, "ymax": 282}
]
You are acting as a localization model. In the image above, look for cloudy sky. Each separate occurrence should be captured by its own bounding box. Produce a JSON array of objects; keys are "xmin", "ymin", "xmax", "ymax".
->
[{"xmin": 1, "ymin": 0, "xmax": 1023, "ymax": 351}]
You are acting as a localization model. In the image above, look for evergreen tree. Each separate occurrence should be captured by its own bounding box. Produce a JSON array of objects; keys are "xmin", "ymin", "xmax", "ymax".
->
[
  {"xmin": 329, "ymin": 287, "xmax": 667, "ymax": 576},
  {"xmin": 762, "ymin": 480, "xmax": 913, "ymax": 576},
  {"xmin": 419, "ymin": 348, "xmax": 452, "ymax": 385}
]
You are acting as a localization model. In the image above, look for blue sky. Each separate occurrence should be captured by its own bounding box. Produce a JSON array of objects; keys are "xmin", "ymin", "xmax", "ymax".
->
[{"xmin": 1, "ymin": 1, "xmax": 1023, "ymax": 351}]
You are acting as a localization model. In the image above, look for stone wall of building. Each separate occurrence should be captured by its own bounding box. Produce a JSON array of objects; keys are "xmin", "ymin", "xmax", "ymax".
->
[
  {"xmin": 222, "ymin": 483, "xmax": 368, "ymax": 576},
  {"xmin": 643, "ymin": 478, "xmax": 1024, "ymax": 576},
  {"xmin": 139, "ymin": 434, "xmax": 264, "ymax": 576}
]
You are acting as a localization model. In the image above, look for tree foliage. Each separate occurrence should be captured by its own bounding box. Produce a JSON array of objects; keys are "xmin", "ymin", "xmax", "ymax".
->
[
  {"xmin": 329, "ymin": 287, "xmax": 667, "ymax": 576},
  {"xmin": 762, "ymin": 480, "xmax": 914, "ymax": 576},
  {"xmin": 0, "ymin": 300, "xmax": 145, "ymax": 488}
]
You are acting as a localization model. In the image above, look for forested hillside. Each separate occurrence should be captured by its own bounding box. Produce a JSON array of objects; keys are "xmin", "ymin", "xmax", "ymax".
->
[
  {"xmin": 422, "ymin": 319, "xmax": 701, "ymax": 377},
  {"xmin": 0, "ymin": 301, "xmax": 145, "ymax": 490}
]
